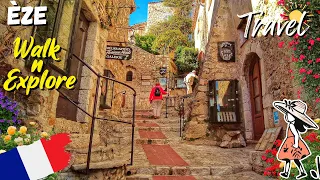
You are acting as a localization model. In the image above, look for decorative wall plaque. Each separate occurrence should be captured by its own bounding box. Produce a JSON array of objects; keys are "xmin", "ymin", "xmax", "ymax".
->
[{"xmin": 218, "ymin": 42, "xmax": 235, "ymax": 62}]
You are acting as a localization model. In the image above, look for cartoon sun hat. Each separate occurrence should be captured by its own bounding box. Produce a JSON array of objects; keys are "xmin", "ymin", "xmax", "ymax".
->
[{"xmin": 273, "ymin": 99, "xmax": 319, "ymax": 129}]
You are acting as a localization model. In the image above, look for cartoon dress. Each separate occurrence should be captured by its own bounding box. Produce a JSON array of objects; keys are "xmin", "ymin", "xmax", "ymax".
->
[{"xmin": 277, "ymin": 127, "xmax": 310, "ymax": 160}]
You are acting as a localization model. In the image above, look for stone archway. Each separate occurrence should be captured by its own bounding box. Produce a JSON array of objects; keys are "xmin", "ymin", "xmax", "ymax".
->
[{"xmin": 241, "ymin": 52, "xmax": 266, "ymax": 140}]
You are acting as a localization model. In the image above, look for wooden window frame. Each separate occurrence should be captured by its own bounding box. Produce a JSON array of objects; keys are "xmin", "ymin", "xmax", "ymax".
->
[{"xmin": 208, "ymin": 79, "xmax": 240, "ymax": 124}]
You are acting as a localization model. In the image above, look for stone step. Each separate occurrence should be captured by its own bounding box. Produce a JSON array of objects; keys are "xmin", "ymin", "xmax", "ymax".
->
[
  {"xmin": 67, "ymin": 133, "xmax": 102, "ymax": 149},
  {"xmin": 136, "ymin": 138, "xmax": 169, "ymax": 145},
  {"xmin": 54, "ymin": 118, "xmax": 89, "ymax": 134},
  {"xmin": 134, "ymin": 126, "xmax": 181, "ymax": 132},
  {"xmin": 126, "ymin": 164, "xmax": 252, "ymax": 176},
  {"xmin": 72, "ymin": 159, "xmax": 130, "ymax": 171},
  {"xmin": 68, "ymin": 146, "xmax": 114, "ymax": 165},
  {"xmin": 134, "ymin": 119, "xmax": 181, "ymax": 125}
]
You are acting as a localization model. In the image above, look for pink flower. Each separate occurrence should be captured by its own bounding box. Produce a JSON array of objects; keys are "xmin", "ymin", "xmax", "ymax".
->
[
  {"xmin": 289, "ymin": 41, "xmax": 295, "ymax": 47},
  {"xmin": 316, "ymin": 58, "xmax": 320, "ymax": 63},
  {"xmin": 307, "ymin": 2, "xmax": 311, "ymax": 5},
  {"xmin": 317, "ymin": 10, "xmax": 320, "ymax": 15},
  {"xmin": 278, "ymin": 41, "xmax": 285, "ymax": 48},
  {"xmin": 291, "ymin": 76, "xmax": 295, "ymax": 79},
  {"xmin": 308, "ymin": 46, "xmax": 312, "ymax": 50},
  {"xmin": 316, "ymin": 98, "xmax": 320, "ymax": 103},
  {"xmin": 280, "ymin": 14, "xmax": 288, "ymax": 20},
  {"xmin": 316, "ymin": 87, "xmax": 320, "ymax": 93},
  {"xmin": 292, "ymin": 56, "xmax": 298, "ymax": 62},
  {"xmin": 293, "ymin": 47, "xmax": 297, "ymax": 51},
  {"xmin": 300, "ymin": 54, "xmax": 306, "ymax": 61},
  {"xmin": 299, "ymin": 68, "xmax": 307, "ymax": 74},
  {"xmin": 314, "ymin": 74, "xmax": 320, "ymax": 79},
  {"xmin": 309, "ymin": 39, "xmax": 315, "ymax": 46},
  {"xmin": 308, "ymin": 60, "xmax": 313, "ymax": 64},
  {"xmin": 262, "ymin": 155, "xmax": 267, "ymax": 161},
  {"xmin": 307, "ymin": 70, "xmax": 313, "ymax": 75},
  {"xmin": 289, "ymin": 69, "xmax": 293, "ymax": 73},
  {"xmin": 277, "ymin": 0, "xmax": 285, "ymax": 6},
  {"xmin": 302, "ymin": 76, "xmax": 307, "ymax": 83},
  {"xmin": 294, "ymin": 34, "xmax": 299, "ymax": 39},
  {"xmin": 317, "ymin": 38, "xmax": 320, "ymax": 41}
]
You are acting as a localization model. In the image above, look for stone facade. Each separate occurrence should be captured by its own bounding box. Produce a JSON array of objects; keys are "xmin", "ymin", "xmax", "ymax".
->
[
  {"xmin": 186, "ymin": 0, "xmax": 295, "ymax": 142},
  {"xmin": 146, "ymin": 2, "xmax": 174, "ymax": 32},
  {"xmin": 122, "ymin": 46, "xmax": 183, "ymax": 115},
  {"xmin": 0, "ymin": 0, "xmax": 136, "ymax": 178}
]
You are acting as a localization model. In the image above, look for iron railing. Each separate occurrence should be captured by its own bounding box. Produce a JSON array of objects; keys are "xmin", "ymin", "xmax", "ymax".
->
[
  {"xmin": 56, "ymin": 53, "xmax": 136, "ymax": 174},
  {"xmin": 178, "ymin": 95, "xmax": 193, "ymax": 137}
]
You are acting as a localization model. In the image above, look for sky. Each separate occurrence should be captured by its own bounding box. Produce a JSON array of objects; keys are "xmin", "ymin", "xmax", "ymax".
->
[{"xmin": 129, "ymin": 0, "xmax": 159, "ymax": 26}]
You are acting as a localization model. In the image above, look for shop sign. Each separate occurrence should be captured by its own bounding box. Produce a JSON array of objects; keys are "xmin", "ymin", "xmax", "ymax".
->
[
  {"xmin": 106, "ymin": 46, "xmax": 132, "ymax": 60},
  {"xmin": 218, "ymin": 42, "xmax": 235, "ymax": 62}
]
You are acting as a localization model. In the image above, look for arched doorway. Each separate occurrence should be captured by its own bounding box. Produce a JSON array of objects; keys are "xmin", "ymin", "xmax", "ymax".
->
[{"xmin": 249, "ymin": 57, "xmax": 265, "ymax": 140}]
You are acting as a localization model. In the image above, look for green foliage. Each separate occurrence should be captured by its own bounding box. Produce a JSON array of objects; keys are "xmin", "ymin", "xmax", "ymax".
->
[
  {"xmin": 134, "ymin": 34, "xmax": 159, "ymax": 54},
  {"xmin": 277, "ymin": 0, "xmax": 320, "ymax": 115},
  {"xmin": 174, "ymin": 46, "xmax": 198, "ymax": 73},
  {"xmin": 152, "ymin": 30, "xmax": 189, "ymax": 52}
]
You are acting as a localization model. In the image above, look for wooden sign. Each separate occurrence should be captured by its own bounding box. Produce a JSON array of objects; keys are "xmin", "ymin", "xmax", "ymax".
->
[
  {"xmin": 255, "ymin": 127, "xmax": 282, "ymax": 151},
  {"xmin": 218, "ymin": 42, "xmax": 235, "ymax": 62},
  {"xmin": 106, "ymin": 46, "xmax": 132, "ymax": 60}
]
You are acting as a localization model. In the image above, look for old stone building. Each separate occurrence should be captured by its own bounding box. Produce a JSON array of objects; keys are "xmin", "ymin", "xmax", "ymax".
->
[
  {"xmin": 146, "ymin": 1, "xmax": 174, "ymax": 32},
  {"xmin": 0, "ymin": 0, "xmax": 136, "ymax": 179},
  {"xmin": 185, "ymin": 0, "xmax": 297, "ymax": 148}
]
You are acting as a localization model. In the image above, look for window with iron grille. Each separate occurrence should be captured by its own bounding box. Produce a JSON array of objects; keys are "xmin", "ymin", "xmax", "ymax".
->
[
  {"xmin": 100, "ymin": 70, "xmax": 115, "ymax": 109},
  {"xmin": 208, "ymin": 80, "xmax": 240, "ymax": 123}
]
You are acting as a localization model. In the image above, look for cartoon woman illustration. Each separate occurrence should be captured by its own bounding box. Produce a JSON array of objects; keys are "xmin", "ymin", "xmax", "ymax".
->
[{"xmin": 273, "ymin": 99, "xmax": 319, "ymax": 179}]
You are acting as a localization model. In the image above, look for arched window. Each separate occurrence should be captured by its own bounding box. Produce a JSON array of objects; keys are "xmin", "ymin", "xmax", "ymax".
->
[{"xmin": 126, "ymin": 71, "xmax": 133, "ymax": 81}]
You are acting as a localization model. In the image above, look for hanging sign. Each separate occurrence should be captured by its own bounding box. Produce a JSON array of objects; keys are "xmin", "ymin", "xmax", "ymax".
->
[
  {"xmin": 273, "ymin": 111, "xmax": 279, "ymax": 124},
  {"xmin": 159, "ymin": 67, "xmax": 167, "ymax": 75},
  {"xmin": 106, "ymin": 46, "xmax": 132, "ymax": 60},
  {"xmin": 218, "ymin": 42, "xmax": 235, "ymax": 62}
]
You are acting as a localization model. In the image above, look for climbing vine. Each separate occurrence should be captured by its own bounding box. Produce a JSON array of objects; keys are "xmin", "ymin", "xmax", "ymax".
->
[{"xmin": 276, "ymin": 0, "xmax": 320, "ymax": 115}]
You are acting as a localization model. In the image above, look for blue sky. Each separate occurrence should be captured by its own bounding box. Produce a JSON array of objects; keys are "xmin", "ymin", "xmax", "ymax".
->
[{"xmin": 129, "ymin": 0, "xmax": 159, "ymax": 26}]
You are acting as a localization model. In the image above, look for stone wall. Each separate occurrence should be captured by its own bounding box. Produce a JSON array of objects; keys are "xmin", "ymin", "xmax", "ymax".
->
[
  {"xmin": 186, "ymin": 0, "xmax": 295, "ymax": 142},
  {"xmin": 146, "ymin": 2, "xmax": 174, "ymax": 32}
]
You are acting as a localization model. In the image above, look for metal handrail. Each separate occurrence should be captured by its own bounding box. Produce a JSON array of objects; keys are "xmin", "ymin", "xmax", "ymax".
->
[
  {"xmin": 55, "ymin": 53, "xmax": 136, "ymax": 174},
  {"xmin": 178, "ymin": 95, "xmax": 193, "ymax": 137}
]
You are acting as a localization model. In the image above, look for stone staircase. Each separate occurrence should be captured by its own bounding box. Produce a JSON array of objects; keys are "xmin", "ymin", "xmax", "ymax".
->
[
  {"xmin": 125, "ymin": 110, "xmax": 262, "ymax": 180},
  {"xmin": 53, "ymin": 118, "xmax": 132, "ymax": 179}
]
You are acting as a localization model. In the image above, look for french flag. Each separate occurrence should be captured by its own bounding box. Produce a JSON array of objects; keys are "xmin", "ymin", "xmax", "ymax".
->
[{"xmin": 0, "ymin": 133, "xmax": 71, "ymax": 180}]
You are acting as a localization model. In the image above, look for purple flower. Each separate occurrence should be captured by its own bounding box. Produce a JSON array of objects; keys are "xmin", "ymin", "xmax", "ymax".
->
[
  {"xmin": 17, "ymin": 120, "xmax": 21, "ymax": 124},
  {"xmin": 0, "ymin": 119, "xmax": 5, "ymax": 123}
]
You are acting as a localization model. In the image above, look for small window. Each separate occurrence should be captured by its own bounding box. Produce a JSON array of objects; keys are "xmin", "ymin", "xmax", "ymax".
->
[
  {"xmin": 100, "ymin": 70, "xmax": 115, "ymax": 109},
  {"xmin": 208, "ymin": 80, "xmax": 240, "ymax": 123},
  {"xmin": 126, "ymin": 71, "xmax": 133, "ymax": 81}
]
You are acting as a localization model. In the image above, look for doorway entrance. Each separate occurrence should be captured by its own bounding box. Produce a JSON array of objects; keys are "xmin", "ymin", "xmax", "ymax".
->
[
  {"xmin": 56, "ymin": 12, "xmax": 89, "ymax": 121},
  {"xmin": 249, "ymin": 59, "xmax": 265, "ymax": 140}
]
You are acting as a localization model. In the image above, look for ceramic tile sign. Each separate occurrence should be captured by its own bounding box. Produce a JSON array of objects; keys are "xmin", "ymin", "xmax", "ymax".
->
[
  {"xmin": 218, "ymin": 42, "xmax": 235, "ymax": 62},
  {"xmin": 273, "ymin": 110, "xmax": 279, "ymax": 124},
  {"xmin": 106, "ymin": 46, "xmax": 132, "ymax": 60},
  {"xmin": 160, "ymin": 67, "xmax": 167, "ymax": 75}
]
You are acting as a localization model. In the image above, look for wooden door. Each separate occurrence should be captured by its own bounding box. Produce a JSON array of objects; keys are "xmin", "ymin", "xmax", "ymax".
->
[
  {"xmin": 56, "ymin": 12, "xmax": 89, "ymax": 121},
  {"xmin": 249, "ymin": 60, "xmax": 265, "ymax": 140}
]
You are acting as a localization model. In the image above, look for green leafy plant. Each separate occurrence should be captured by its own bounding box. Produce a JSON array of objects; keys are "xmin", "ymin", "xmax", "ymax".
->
[
  {"xmin": 276, "ymin": 0, "xmax": 320, "ymax": 115},
  {"xmin": 175, "ymin": 46, "xmax": 199, "ymax": 73},
  {"xmin": 134, "ymin": 34, "xmax": 159, "ymax": 54}
]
